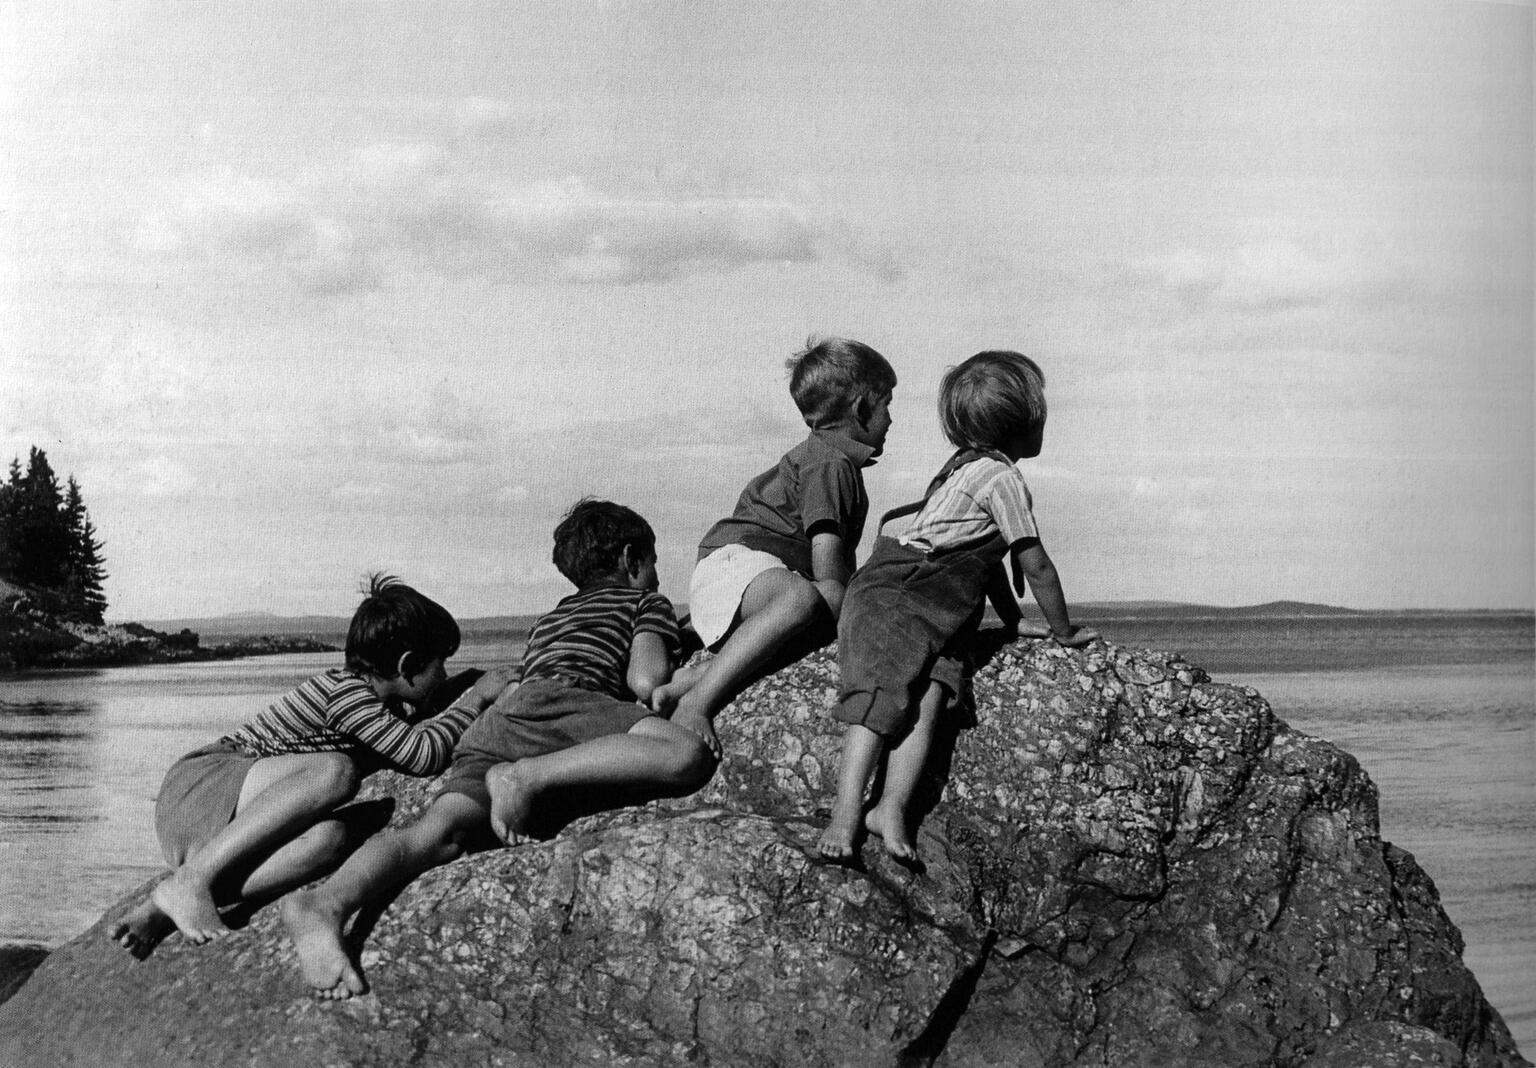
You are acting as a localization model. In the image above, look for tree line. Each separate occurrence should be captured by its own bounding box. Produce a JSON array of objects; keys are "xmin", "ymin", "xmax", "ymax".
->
[{"xmin": 0, "ymin": 447, "xmax": 109, "ymax": 624}]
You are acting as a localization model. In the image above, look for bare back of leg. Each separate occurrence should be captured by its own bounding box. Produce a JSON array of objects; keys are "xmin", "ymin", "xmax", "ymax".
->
[
  {"xmin": 150, "ymin": 752, "xmax": 357, "ymax": 945},
  {"xmin": 282, "ymin": 792, "xmax": 488, "ymax": 999},
  {"xmin": 667, "ymin": 570, "xmax": 829, "ymax": 754}
]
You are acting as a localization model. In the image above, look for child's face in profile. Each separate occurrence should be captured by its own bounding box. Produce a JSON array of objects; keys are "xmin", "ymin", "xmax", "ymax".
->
[
  {"xmin": 851, "ymin": 390, "xmax": 894, "ymax": 456},
  {"xmin": 1002, "ymin": 417, "xmax": 1045, "ymax": 462}
]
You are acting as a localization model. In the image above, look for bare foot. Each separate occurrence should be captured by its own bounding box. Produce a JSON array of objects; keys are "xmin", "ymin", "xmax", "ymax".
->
[
  {"xmin": 817, "ymin": 808, "xmax": 862, "ymax": 864},
  {"xmin": 649, "ymin": 680, "xmax": 685, "ymax": 717},
  {"xmin": 649, "ymin": 663, "xmax": 706, "ymax": 716},
  {"xmin": 110, "ymin": 897, "xmax": 175, "ymax": 959},
  {"xmin": 150, "ymin": 870, "xmax": 230, "ymax": 944},
  {"xmin": 668, "ymin": 703, "xmax": 721, "ymax": 761},
  {"xmin": 485, "ymin": 764, "xmax": 535, "ymax": 845},
  {"xmin": 281, "ymin": 890, "xmax": 366, "ymax": 999},
  {"xmin": 865, "ymin": 804, "xmax": 919, "ymax": 862}
]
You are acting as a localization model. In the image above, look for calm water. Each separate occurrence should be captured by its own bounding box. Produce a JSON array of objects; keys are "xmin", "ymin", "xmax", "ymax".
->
[{"xmin": 1, "ymin": 617, "xmax": 1531, "ymax": 1053}]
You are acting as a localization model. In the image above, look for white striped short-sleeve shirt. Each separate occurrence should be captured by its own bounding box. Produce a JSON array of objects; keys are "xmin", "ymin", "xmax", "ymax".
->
[{"xmin": 895, "ymin": 456, "xmax": 1038, "ymax": 555}]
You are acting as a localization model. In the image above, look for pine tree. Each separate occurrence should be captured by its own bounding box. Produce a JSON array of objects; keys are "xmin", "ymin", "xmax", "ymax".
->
[
  {"xmin": 0, "ymin": 449, "xmax": 110, "ymax": 622},
  {"xmin": 0, "ymin": 458, "xmax": 19, "ymax": 577},
  {"xmin": 10, "ymin": 449, "xmax": 70, "ymax": 592},
  {"xmin": 63, "ymin": 476, "xmax": 109, "ymax": 624}
]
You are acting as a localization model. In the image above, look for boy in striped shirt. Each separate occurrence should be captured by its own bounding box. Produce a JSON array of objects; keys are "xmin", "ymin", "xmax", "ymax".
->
[
  {"xmin": 112, "ymin": 576, "xmax": 511, "ymax": 957},
  {"xmin": 281, "ymin": 499, "xmax": 714, "ymax": 999}
]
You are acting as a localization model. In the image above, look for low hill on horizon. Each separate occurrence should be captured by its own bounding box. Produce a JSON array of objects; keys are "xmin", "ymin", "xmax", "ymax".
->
[
  {"xmin": 134, "ymin": 600, "xmax": 1533, "ymax": 637},
  {"xmin": 134, "ymin": 611, "xmax": 541, "ymax": 638},
  {"xmin": 1074, "ymin": 599, "xmax": 1366, "ymax": 619}
]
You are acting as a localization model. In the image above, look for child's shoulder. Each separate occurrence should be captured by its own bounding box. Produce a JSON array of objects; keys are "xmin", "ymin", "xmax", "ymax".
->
[
  {"xmin": 950, "ymin": 452, "xmax": 1021, "ymax": 484},
  {"xmin": 553, "ymin": 583, "xmax": 675, "ymax": 615},
  {"xmin": 307, "ymin": 666, "xmax": 371, "ymax": 688},
  {"xmin": 790, "ymin": 428, "xmax": 875, "ymax": 479}
]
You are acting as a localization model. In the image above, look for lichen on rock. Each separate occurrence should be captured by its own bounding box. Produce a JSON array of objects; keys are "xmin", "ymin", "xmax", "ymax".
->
[{"xmin": 0, "ymin": 635, "xmax": 1525, "ymax": 1067}]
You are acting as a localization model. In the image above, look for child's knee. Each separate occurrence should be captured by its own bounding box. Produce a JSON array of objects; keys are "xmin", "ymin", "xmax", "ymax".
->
[
  {"xmin": 671, "ymin": 735, "xmax": 716, "ymax": 787},
  {"xmin": 773, "ymin": 575, "xmax": 825, "ymax": 623},
  {"xmin": 310, "ymin": 754, "xmax": 360, "ymax": 805}
]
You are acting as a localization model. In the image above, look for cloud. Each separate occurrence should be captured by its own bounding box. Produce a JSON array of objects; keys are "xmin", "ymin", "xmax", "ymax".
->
[
  {"xmin": 364, "ymin": 384, "xmax": 494, "ymax": 466},
  {"xmin": 130, "ymin": 129, "xmax": 884, "ymax": 291},
  {"xmin": 133, "ymin": 167, "xmax": 375, "ymax": 292},
  {"xmin": 135, "ymin": 457, "xmax": 197, "ymax": 499},
  {"xmin": 1120, "ymin": 238, "xmax": 1403, "ymax": 313},
  {"xmin": 329, "ymin": 481, "xmax": 400, "ymax": 503}
]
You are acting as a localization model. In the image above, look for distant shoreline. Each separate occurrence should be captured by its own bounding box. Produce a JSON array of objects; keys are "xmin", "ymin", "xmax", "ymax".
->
[{"xmin": 135, "ymin": 602, "xmax": 1534, "ymax": 639}]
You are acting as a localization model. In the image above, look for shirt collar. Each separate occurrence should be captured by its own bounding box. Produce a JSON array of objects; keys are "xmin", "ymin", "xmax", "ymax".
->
[{"xmin": 811, "ymin": 427, "xmax": 878, "ymax": 468}]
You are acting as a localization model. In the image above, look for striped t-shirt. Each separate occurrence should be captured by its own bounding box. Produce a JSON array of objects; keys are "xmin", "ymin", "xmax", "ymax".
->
[
  {"xmin": 896, "ymin": 456, "xmax": 1038, "ymax": 555},
  {"xmin": 519, "ymin": 584, "xmax": 681, "ymax": 699},
  {"xmin": 224, "ymin": 669, "xmax": 477, "ymax": 775}
]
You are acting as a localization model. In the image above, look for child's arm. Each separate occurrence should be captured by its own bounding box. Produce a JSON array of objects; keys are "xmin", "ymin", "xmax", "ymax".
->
[
  {"xmin": 986, "ymin": 560, "xmax": 1054, "ymax": 638},
  {"xmin": 333, "ymin": 681, "xmax": 496, "ymax": 776},
  {"xmin": 1011, "ymin": 538, "xmax": 1098, "ymax": 647},
  {"xmin": 809, "ymin": 530, "xmax": 851, "ymax": 618},
  {"xmin": 626, "ymin": 631, "xmax": 673, "ymax": 704},
  {"xmin": 985, "ymin": 564, "xmax": 1024, "ymax": 628}
]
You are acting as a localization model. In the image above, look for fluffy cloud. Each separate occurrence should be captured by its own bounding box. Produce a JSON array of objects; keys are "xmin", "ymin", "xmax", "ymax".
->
[
  {"xmin": 130, "ymin": 118, "xmax": 878, "ymax": 292},
  {"xmin": 1121, "ymin": 237, "xmax": 1404, "ymax": 313},
  {"xmin": 133, "ymin": 167, "xmax": 375, "ymax": 292}
]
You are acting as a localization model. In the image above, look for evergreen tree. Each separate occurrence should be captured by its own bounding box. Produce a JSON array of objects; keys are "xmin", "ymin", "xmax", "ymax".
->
[
  {"xmin": 0, "ymin": 449, "xmax": 109, "ymax": 621},
  {"xmin": 63, "ymin": 476, "xmax": 108, "ymax": 624},
  {"xmin": 0, "ymin": 458, "xmax": 19, "ymax": 577},
  {"xmin": 10, "ymin": 449, "xmax": 70, "ymax": 591}
]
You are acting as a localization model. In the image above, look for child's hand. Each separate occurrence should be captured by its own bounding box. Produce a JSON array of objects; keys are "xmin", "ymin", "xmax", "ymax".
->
[
  {"xmin": 1051, "ymin": 626, "xmax": 1099, "ymax": 648},
  {"xmin": 469, "ymin": 666, "xmax": 519, "ymax": 706}
]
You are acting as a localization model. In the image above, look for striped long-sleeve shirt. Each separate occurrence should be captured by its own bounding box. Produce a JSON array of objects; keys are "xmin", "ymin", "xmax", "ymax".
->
[{"xmin": 223, "ymin": 669, "xmax": 476, "ymax": 775}]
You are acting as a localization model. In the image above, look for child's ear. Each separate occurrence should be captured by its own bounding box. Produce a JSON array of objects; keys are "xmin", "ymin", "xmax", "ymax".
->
[
  {"xmin": 620, "ymin": 543, "xmax": 640, "ymax": 576},
  {"xmin": 397, "ymin": 650, "xmax": 420, "ymax": 680}
]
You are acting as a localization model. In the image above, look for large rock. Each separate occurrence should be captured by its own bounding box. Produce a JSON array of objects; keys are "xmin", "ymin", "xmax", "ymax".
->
[{"xmin": 0, "ymin": 637, "xmax": 1525, "ymax": 1067}]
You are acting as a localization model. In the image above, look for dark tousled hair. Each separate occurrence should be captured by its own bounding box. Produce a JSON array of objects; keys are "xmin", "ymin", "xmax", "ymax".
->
[
  {"xmin": 785, "ymin": 336, "xmax": 897, "ymax": 428},
  {"xmin": 345, "ymin": 573, "xmax": 460, "ymax": 679},
  {"xmin": 938, "ymin": 350, "xmax": 1048, "ymax": 451},
  {"xmin": 551, "ymin": 498, "xmax": 656, "ymax": 588}
]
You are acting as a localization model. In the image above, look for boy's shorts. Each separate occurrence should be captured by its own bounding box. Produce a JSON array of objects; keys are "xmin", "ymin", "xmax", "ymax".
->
[
  {"xmin": 688, "ymin": 544, "xmax": 790, "ymax": 649},
  {"xmin": 436, "ymin": 677, "xmax": 656, "ymax": 808},
  {"xmin": 154, "ymin": 739, "xmax": 258, "ymax": 867}
]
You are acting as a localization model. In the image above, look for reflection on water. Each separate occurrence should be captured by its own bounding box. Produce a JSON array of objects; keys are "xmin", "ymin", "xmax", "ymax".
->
[
  {"xmin": 0, "ymin": 641, "xmax": 518, "ymax": 947},
  {"xmin": 0, "ymin": 697, "xmax": 97, "ymax": 831}
]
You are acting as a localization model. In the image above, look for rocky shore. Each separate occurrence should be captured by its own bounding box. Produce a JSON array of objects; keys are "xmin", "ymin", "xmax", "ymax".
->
[
  {"xmin": 0, "ymin": 591, "xmax": 336, "ymax": 672},
  {"xmin": 0, "ymin": 635, "xmax": 1525, "ymax": 1067}
]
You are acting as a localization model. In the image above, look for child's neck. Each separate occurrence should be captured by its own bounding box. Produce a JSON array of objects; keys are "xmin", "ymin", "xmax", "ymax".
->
[
  {"xmin": 578, "ymin": 571, "xmax": 633, "ymax": 593},
  {"xmin": 815, "ymin": 418, "xmax": 859, "ymax": 437}
]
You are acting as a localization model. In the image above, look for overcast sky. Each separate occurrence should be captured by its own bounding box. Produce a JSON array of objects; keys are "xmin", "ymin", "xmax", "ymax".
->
[{"xmin": 3, "ymin": 1, "xmax": 1530, "ymax": 620}]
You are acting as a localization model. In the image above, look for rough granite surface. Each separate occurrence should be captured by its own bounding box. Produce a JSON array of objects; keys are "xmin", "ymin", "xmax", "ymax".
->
[{"xmin": 0, "ymin": 635, "xmax": 1525, "ymax": 1067}]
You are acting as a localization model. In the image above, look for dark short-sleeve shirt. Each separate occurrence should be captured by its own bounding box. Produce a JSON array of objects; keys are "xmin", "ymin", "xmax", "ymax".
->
[{"xmin": 696, "ymin": 429, "xmax": 877, "ymax": 576}]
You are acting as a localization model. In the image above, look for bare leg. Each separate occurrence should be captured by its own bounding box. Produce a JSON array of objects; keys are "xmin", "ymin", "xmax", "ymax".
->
[
  {"xmin": 865, "ymin": 682, "xmax": 945, "ymax": 862},
  {"xmin": 668, "ymin": 571, "xmax": 827, "ymax": 755},
  {"xmin": 112, "ymin": 818, "xmax": 351, "ymax": 959},
  {"xmin": 818, "ymin": 724, "xmax": 885, "ymax": 862},
  {"xmin": 487, "ymin": 717, "xmax": 713, "ymax": 844},
  {"xmin": 149, "ymin": 753, "xmax": 357, "ymax": 945},
  {"xmin": 281, "ymin": 793, "xmax": 487, "ymax": 999}
]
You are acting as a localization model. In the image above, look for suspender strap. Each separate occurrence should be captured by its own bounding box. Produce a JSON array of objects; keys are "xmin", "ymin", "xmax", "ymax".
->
[{"xmin": 876, "ymin": 447, "xmax": 1013, "ymax": 530}]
